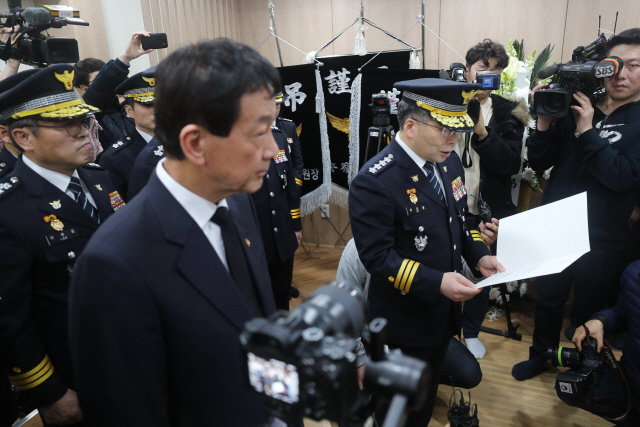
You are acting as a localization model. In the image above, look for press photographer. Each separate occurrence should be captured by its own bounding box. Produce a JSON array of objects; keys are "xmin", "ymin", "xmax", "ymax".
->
[
  {"xmin": 549, "ymin": 259, "xmax": 640, "ymax": 425},
  {"xmin": 513, "ymin": 28, "xmax": 640, "ymax": 381}
]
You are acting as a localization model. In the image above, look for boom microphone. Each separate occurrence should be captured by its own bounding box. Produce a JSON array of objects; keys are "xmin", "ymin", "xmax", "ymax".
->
[
  {"xmin": 22, "ymin": 7, "xmax": 52, "ymax": 26},
  {"xmin": 537, "ymin": 64, "xmax": 560, "ymax": 80}
]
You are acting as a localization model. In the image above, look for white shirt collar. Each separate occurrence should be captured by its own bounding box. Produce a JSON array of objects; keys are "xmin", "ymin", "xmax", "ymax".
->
[
  {"xmin": 395, "ymin": 133, "xmax": 428, "ymax": 169},
  {"xmin": 22, "ymin": 155, "xmax": 79, "ymax": 193},
  {"xmin": 136, "ymin": 128, "xmax": 154, "ymax": 143},
  {"xmin": 155, "ymin": 158, "xmax": 228, "ymax": 228}
]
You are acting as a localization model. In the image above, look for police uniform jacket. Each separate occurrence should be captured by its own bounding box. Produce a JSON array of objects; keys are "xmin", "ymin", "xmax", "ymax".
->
[
  {"xmin": 275, "ymin": 117, "xmax": 304, "ymax": 202},
  {"xmin": 349, "ymin": 137, "xmax": 490, "ymax": 348},
  {"xmin": 127, "ymin": 137, "xmax": 162, "ymax": 199},
  {"xmin": 251, "ymin": 126, "xmax": 302, "ymax": 265},
  {"xmin": 0, "ymin": 148, "xmax": 17, "ymax": 180},
  {"xmin": 98, "ymin": 128, "xmax": 148, "ymax": 200},
  {"xmin": 0, "ymin": 159, "xmax": 121, "ymax": 408},
  {"xmin": 68, "ymin": 171, "xmax": 276, "ymax": 427}
]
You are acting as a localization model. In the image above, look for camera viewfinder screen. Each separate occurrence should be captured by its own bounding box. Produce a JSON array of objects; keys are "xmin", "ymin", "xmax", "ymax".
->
[{"xmin": 248, "ymin": 352, "xmax": 299, "ymax": 403}]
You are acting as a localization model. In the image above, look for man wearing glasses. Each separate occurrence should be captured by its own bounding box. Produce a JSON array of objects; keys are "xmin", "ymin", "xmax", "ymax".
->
[
  {"xmin": 349, "ymin": 79, "xmax": 504, "ymax": 426},
  {"xmin": 0, "ymin": 64, "xmax": 121, "ymax": 426}
]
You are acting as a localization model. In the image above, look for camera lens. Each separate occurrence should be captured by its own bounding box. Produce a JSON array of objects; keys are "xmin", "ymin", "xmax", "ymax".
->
[
  {"xmin": 543, "ymin": 346, "xmax": 581, "ymax": 368},
  {"xmin": 542, "ymin": 93, "xmax": 567, "ymax": 114}
]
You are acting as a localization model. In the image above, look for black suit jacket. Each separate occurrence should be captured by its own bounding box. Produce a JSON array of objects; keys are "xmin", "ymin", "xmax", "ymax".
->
[
  {"xmin": 68, "ymin": 171, "xmax": 276, "ymax": 427},
  {"xmin": 349, "ymin": 138, "xmax": 490, "ymax": 348},
  {"xmin": 127, "ymin": 137, "xmax": 162, "ymax": 199},
  {"xmin": 0, "ymin": 159, "xmax": 120, "ymax": 408}
]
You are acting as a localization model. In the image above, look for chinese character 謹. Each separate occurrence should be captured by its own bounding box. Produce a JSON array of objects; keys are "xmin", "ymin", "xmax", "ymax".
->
[
  {"xmin": 387, "ymin": 88, "xmax": 401, "ymax": 114},
  {"xmin": 324, "ymin": 68, "xmax": 352, "ymax": 94}
]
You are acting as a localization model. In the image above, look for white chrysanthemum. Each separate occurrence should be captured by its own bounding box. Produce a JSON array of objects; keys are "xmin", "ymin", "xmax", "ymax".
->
[
  {"xmin": 519, "ymin": 282, "xmax": 528, "ymax": 297},
  {"xmin": 497, "ymin": 294, "xmax": 511, "ymax": 305},
  {"xmin": 522, "ymin": 166, "xmax": 536, "ymax": 182},
  {"xmin": 503, "ymin": 57, "xmax": 520, "ymax": 79},
  {"xmin": 489, "ymin": 287, "xmax": 501, "ymax": 302},
  {"xmin": 543, "ymin": 167, "xmax": 553, "ymax": 180},
  {"xmin": 487, "ymin": 306, "xmax": 503, "ymax": 321},
  {"xmin": 506, "ymin": 281, "xmax": 518, "ymax": 293}
]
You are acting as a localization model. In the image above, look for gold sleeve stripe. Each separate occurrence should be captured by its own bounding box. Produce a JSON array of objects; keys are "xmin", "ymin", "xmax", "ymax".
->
[
  {"xmin": 291, "ymin": 214, "xmax": 301, "ymax": 219},
  {"xmin": 470, "ymin": 230, "xmax": 482, "ymax": 235},
  {"xmin": 394, "ymin": 259, "xmax": 410, "ymax": 290},
  {"xmin": 10, "ymin": 357, "xmax": 55, "ymax": 390},
  {"xmin": 9, "ymin": 355, "xmax": 50, "ymax": 381},
  {"xmin": 403, "ymin": 261, "xmax": 420, "ymax": 293},
  {"xmin": 473, "ymin": 237, "xmax": 485, "ymax": 242},
  {"xmin": 291, "ymin": 208, "xmax": 301, "ymax": 213},
  {"xmin": 398, "ymin": 260, "xmax": 416, "ymax": 292},
  {"xmin": 295, "ymin": 178, "xmax": 303, "ymax": 186}
]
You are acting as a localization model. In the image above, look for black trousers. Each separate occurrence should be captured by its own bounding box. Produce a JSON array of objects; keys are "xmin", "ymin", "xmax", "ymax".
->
[
  {"xmin": 268, "ymin": 255, "xmax": 295, "ymax": 311},
  {"xmin": 530, "ymin": 250, "xmax": 621, "ymax": 360},
  {"xmin": 375, "ymin": 339, "xmax": 450, "ymax": 427},
  {"xmin": 0, "ymin": 377, "xmax": 17, "ymax": 427}
]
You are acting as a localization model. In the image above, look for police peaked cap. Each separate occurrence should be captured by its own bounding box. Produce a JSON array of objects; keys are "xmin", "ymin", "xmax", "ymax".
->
[
  {"xmin": 394, "ymin": 78, "xmax": 483, "ymax": 132},
  {"xmin": 115, "ymin": 68, "xmax": 156, "ymax": 105},
  {"xmin": 275, "ymin": 90, "xmax": 289, "ymax": 105},
  {"xmin": 0, "ymin": 68, "xmax": 39, "ymax": 124},
  {"xmin": 0, "ymin": 64, "xmax": 100, "ymax": 123}
]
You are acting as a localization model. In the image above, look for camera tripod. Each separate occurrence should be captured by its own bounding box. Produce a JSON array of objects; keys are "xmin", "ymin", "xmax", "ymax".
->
[
  {"xmin": 364, "ymin": 125, "xmax": 395, "ymax": 163},
  {"xmin": 478, "ymin": 283, "xmax": 522, "ymax": 341}
]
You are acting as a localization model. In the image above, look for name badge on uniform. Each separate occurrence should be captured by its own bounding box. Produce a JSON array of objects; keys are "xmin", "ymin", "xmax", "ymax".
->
[
  {"xmin": 274, "ymin": 149, "xmax": 288, "ymax": 164},
  {"xmin": 45, "ymin": 228, "xmax": 78, "ymax": 245},
  {"xmin": 109, "ymin": 191, "xmax": 126, "ymax": 212},
  {"xmin": 451, "ymin": 177, "xmax": 467, "ymax": 202}
]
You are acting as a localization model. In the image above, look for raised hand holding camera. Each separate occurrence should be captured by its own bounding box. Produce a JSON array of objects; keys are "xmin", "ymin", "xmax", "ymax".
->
[{"xmin": 570, "ymin": 91, "xmax": 595, "ymax": 135}]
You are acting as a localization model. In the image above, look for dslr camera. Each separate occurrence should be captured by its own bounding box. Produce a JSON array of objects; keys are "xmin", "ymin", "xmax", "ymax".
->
[
  {"xmin": 241, "ymin": 281, "xmax": 431, "ymax": 426},
  {"xmin": 440, "ymin": 62, "xmax": 501, "ymax": 90},
  {"xmin": 0, "ymin": 1, "xmax": 88, "ymax": 66},
  {"xmin": 532, "ymin": 34, "xmax": 623, "ymax": 117},
  {"xmin": 543, "ymin": 338, "xmax": 605, "ymax": 396}
]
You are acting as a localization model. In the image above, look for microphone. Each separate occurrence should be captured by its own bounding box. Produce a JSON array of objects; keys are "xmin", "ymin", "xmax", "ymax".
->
[
  {"xmin": 537, "ymin": 64, "xmax": 560, "ymax": 80},
  {"xmin": 596, "ymin": 56, "xmax": 624, "ymax": 78},
  {"xmin": 22, "ymin": 7, "xmax": 52, "ymax": 26}
]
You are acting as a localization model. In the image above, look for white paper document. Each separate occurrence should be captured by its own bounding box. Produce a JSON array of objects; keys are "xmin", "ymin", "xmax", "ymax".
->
[{"xmin": 476, "ymin": 192, "xmax": 590, "ymax": 288}]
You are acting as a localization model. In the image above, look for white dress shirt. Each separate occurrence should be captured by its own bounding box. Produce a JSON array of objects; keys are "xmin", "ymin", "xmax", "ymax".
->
[
  {"xmin": 396, "ymin": 134, "xmax": 446, "ymax": 200},
  {"xmin": 136, "ymin": 128, "xmax": 154, "ymax": 143},
  {"xmin": 155, "ymin": 158, "xmax": 230, "ymax": 270},
  {"xmin": 22, "ymin": 155, "xmax": 97, "ymax": 207}
]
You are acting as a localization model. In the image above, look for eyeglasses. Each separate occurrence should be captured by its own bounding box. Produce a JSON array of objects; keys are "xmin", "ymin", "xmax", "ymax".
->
[
  {"xmin": 31, "ymin": 117, "xmax": 92, "ymax": 138},
  {"xmin": 412, "ymin": 118, "xmax": 459, "ymax": 138}
]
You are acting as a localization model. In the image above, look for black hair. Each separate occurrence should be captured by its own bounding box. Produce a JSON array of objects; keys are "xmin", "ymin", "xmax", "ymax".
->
[
  {"xmin": 8, "ymin": 118, "xmax": 39, "ymax": 151},
  {"xmin": 465, "ymin": 39, "xmax": 509, "ymax": 71},
  {"xmin": 154, "ymin": 38, "xmax": 281, "ymax": 160},
  {"xmin": 397, "ymin": 99, "xmax": 431, "ymax": 129},
  {"xmin": 124, "ymin": 97, "xmax": 137, "ymax": 110},
  {"xmin": 74, "ymin": 58, "xmax": 106, "ymax": 87},
  {"xmin": 607, "ymin": 28, "xmax": 640, "ymax": 54}
]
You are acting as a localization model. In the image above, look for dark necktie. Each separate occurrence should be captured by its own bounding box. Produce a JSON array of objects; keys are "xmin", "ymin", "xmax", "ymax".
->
[
  {"xmin": 68, "ymin": 176, "xmax": 100, "ymax": 224},
  {"xmin": 211, "ymin": 206, "xmax": 263, "ymax": 316},
  {"xmin": 422, "ymin": 161, "xmax": 444, "ymax": 202}
]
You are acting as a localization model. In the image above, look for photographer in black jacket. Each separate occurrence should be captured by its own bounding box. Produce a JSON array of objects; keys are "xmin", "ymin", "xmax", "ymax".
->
[
  {"xmin": 454, "ymin": 39, "xmax": 529, "ymax": 359},
  {"xmin": 513, "ymin": 28, "xmax": 640, "ymax": 381}
]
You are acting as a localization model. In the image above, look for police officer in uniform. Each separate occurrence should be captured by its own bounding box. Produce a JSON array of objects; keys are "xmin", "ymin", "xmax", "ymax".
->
[
  {"xmin": 251, "ymin": 93, "xmax": 303, "ymax": 310},
  {"xmin": 99, "ymin": 68, "xmax": 156, "ymax": 200},
  {"xmin": 0, "ymin": 64, "xmax": 123, "ymax": 426},
  {"xmin": 349, "ymin": 79, "xmax": 504, "ymax": 426}
]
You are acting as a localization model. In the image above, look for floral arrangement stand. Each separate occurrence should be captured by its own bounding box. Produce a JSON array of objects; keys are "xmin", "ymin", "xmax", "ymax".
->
[{"xmin": 479, "ymin": 283, "xmax": 523, "ymax": 341}]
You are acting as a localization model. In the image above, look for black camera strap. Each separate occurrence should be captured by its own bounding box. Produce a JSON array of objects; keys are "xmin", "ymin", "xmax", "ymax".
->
[
  {"xmin": 585, "ymin": 334, "xmax": 630, "ymax": 422},
  {"xmin": 461, "ymin": 133, "xmax": 472, "ymax": 168}
]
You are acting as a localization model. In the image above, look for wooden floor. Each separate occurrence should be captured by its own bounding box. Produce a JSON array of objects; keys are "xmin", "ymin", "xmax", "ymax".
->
[{"xmin": 292, "ymin": 246, "xmax": 618, "ymax": 427}]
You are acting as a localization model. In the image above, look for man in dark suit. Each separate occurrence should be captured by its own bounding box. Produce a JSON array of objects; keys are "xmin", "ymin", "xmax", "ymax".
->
[
  {"xmin": 349, "ymin": 79, "xmax": 504, "ymax": 426},
  {"xmin": 0, "ymin": 64, "xmax": 123, "ymax": 426},
  {"xmin": 68, "ymin": 39, "xmax": 281, "ymax": 427},
  {"xmin": 98, "ymin": 68, "xmax": 156, "ymax": 200}
]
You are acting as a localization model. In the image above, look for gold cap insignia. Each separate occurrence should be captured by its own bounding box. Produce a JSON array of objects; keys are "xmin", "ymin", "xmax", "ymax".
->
[
  {"xmin": 49, "ymin": 200, "xmax": 61, "ymax": 209},
  {"xmin": 94, "ymin": 184, "xmax": 102, "ymax": 191},
  {"xmin": 411, "ymin": 174, "xmax": 419, "ymax": 182},
  {"xmin": 461, "ymin": 90, "xmax": 477, "ymax": 105},
  {"xmin": 55, "ymin": 70, "xmax": 75, "ymax": 90},
  {"xmin": 142, "ymin": 76, "xmax": 156, "ymax": 87}
]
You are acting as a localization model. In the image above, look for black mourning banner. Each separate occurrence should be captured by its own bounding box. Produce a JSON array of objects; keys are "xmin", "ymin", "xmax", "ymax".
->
[
  {"xmin": 357, "ymin": 68, "xmax": 440, "ymax": 170},
  {"xmin": 320, "ymin": 50, "xmax": 411, "ymax": 198},
  {"xmin": 277, "ymin": 63, "xmax": 321, "ymax": 207}
]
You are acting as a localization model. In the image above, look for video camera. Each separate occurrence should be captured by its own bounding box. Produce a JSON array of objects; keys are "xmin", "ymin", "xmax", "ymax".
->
[
  {"xmin": 532, "ymin": 34, "xmax": 623, "ymax": 118},
  {"xmin": 440, "ymin": 62, "xmax": 501, "ymax": 90},
  {"xmin": 543, "ymin": 338, "xmax": 605, "ymax": 395},
  {"xmin": 240, "ymin": 281, "xmax": 431, "ymax": 426},
  {"xmin": 370, "ymin": 92, "xmax": 392, "ymax": 127},
  {"xmin": 0, "ymin": 0, "xmax": 88, "ymax": 66}
]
